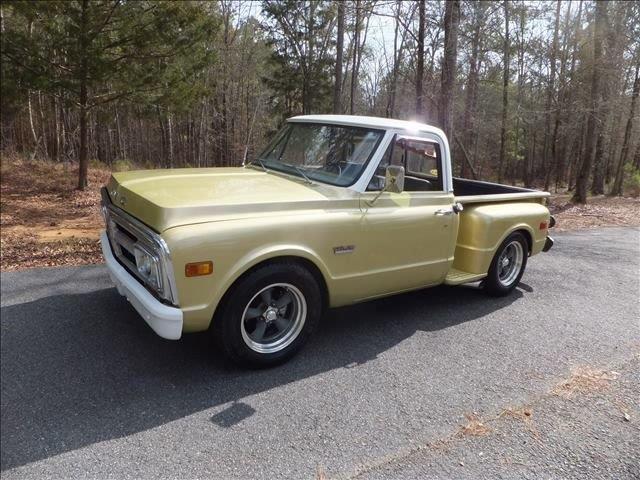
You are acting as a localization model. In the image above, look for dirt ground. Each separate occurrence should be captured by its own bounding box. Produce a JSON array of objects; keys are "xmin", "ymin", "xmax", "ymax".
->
[
  {"xmin": 1, "ymin": 157, "xmax": 110, "ymax": 271},
  {"xmin": 1, "ymin": 158, "xmax": 639, "ymax": 271}
]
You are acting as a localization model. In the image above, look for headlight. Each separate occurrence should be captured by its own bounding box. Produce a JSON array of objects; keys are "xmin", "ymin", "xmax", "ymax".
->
[{"xmin": 134, "ymin": 245, "xmax": 161, "ymax": 290}]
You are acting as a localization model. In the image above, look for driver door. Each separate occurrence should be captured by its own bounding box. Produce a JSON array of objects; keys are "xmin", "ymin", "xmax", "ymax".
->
[{"xmin": 355, "ymin": 135, "xmax": 456, "ymax": 300}]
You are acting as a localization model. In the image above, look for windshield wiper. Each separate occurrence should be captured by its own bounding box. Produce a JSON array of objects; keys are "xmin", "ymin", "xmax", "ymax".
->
[
  {"xmin": 248, "ymin": 158, "xmax": 267, "ymax": 172},
  {"xmin": 283, "ymin": 164, "xmax": 313, "ymax": 184}
]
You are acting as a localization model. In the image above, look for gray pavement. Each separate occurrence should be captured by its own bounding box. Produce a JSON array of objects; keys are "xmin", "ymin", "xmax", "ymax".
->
[{"xmin": 1, "ymin": 227, "xmax": 639, "ymax": 479}]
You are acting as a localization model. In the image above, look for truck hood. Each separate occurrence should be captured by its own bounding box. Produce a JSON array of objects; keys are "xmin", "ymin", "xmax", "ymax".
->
[{"xmin": 106, "ymin": 167, "xmax": 348, "ymax": 232}]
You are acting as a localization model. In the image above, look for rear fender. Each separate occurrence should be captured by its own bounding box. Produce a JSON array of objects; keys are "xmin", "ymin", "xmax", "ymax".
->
[{"xmin": 453, "ymin": 202, "xmax": 549, "ymax": 274}]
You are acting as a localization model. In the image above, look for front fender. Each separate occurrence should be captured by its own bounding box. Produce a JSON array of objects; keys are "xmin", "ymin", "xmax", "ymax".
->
[
  {"xmin": 217, "ymin": 244, "xmax": 332, "ymax": 305},
  {"xmin": 162, "ymin": 221, "xmax": 334, "ymax": 333}
]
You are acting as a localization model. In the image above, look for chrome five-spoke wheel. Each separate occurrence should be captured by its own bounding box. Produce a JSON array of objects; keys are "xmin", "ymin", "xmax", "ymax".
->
[
  {"xmin": 213, "ymin": 261, "xmax": 322, "ymax": 367},
  {"xmin": 484, "ymin": 232, "xmax": 528, "ymax": 297},
  {"xmin": 240, "ymin": 283, "xmax": 307, "ymax": 354},
  {"xmin": 497, "ymin": 240, "xmax": 524, "ymax": 287}
]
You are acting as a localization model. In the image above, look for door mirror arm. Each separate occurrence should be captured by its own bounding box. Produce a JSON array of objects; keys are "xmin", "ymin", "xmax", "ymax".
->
[{"xmin": 367, "ymin": 166, "xmax": 405, "ymax": 206}]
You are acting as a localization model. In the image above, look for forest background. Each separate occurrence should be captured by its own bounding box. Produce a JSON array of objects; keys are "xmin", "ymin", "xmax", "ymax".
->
[{"xmin": 2, "ymin": 0, "xmax": 640, "ymax": 200}]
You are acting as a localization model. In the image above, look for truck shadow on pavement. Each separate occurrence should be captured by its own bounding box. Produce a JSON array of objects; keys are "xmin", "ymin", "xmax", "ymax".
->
[{"xmin": 0, "ymin": 283, "xmax": 523, "ymax": 471}]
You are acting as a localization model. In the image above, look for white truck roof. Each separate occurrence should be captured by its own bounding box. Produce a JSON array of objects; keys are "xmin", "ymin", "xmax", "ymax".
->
[{"xmin": 288, "ymin": 114, "xmax": 447, "ymax": 138}]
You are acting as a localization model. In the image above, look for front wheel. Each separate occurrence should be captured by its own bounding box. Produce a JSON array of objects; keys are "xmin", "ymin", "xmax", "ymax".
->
[
  {"xmin": 212, "ymin": 261, "xmax": 322, "ymax": 368},
  {"xmin": 483, "ymin": 232, "xmax": 528, "ymax": 297}
]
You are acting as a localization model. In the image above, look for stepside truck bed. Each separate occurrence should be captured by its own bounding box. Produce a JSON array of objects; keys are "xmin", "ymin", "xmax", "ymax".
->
[{"xmin": 453, "ymin": 177, "xmax": 550, "ymax": 204}]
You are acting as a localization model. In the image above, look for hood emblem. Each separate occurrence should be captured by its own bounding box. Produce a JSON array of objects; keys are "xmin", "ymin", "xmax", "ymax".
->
[{"xmin": 119, "ymin": 196, "xmax": 127, "ymax": 206}]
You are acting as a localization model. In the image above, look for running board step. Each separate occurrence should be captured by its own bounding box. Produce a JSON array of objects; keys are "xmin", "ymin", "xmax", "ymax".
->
[{"xmin": 444, "ymin": 269, "xmax": 487, "ymax": 285}]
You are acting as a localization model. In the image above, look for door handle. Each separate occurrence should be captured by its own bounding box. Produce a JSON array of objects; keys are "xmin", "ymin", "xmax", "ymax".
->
[{"xmin": 435, "ymin": 209, "xmax": 453, "ymax": 216}]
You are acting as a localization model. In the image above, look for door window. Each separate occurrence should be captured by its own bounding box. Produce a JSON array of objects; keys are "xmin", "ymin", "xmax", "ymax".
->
[{"xmin": 367, "ymin": 137, "xmax": 443, "ymax": 192}]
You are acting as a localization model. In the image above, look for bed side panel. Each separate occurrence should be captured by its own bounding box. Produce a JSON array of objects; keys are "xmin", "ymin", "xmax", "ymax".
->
[{"xmin": 454, "ymin": 202, "xmax": 550, "ymax": 274}]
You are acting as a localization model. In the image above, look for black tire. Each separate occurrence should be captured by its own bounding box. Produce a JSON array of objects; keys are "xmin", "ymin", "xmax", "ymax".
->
[
  {"xmin": 212, "ymin": 261, "xmax": 322, "ymax": 368},
  {"xmin": 483, "ymin": 232, "xmax": 528, "ymax": 297}
]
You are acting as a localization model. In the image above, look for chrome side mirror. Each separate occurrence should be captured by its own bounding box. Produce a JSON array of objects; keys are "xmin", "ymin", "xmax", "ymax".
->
[{"xmin": 384, "ymin": 165, "xmax": 405, "ymax": 193}]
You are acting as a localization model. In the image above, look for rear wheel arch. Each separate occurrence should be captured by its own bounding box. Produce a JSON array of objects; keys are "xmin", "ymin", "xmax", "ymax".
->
[{"xmin": 513, "ymin": 228, "xmax": 533, "ymax": 255}]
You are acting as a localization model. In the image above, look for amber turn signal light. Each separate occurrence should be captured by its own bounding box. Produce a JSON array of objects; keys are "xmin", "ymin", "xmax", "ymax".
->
[{"xmin": 185, "ymin": 261, "xmax": 213, "ymax": 277}]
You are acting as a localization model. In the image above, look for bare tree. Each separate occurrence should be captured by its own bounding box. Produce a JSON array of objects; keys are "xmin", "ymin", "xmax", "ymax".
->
[
  {"xmin": 573, "ymin": 0, "xmax": 606, "ymax": 204},
  {"xmin": 333, "ymin": 1, "xmax": 344, "ymax": 114},
  {"xmin": 611, "ymin": 63, "xmax": 640, "ymax": 196},
  {"xmin": 542, "ymin": 0, "xmax": 561, "ymax": 191},
  {"xmin": 461, "ymin": 1, "xmax": 485, "ymax": 177},
  {"xmin": 498, "ymin": 0, "xmax": 510, "ymax": 184},
  {"xmin": 415, "ymin": 0, "xmax": 425, "ymax": 119},
  {"xmin": 440, "ymin": 0, "xmax": 459, "ymax": 141}
]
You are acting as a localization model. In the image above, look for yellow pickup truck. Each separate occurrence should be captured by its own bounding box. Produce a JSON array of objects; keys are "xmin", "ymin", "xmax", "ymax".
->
[{"xmin": 101, "ymin": 115, "xmax": 554, "ymax": 366}]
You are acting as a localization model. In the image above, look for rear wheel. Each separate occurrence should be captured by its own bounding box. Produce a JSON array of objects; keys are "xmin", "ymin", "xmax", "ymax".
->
[
  {"xmin": 483, "ymin": 232, "xmax": 528, "ymax": 297},
  {"xmin": 213, "ymin": 261, "xmax": 322, "ymax": 367}
]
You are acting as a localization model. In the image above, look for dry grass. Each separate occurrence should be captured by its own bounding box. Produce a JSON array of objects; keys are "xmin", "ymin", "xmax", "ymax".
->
[
  {"xmin": 1, "ymin": 154, "xmax": 111, "ymax": 271},
  {"xmin": 551, "ymin": 366, "xmax": 620, "ymax": 398}
]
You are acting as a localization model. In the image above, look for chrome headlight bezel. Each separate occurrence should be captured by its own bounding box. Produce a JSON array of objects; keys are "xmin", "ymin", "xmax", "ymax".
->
[{"xmin": 101, "ymin": 188, "xmax": 179, "ymax": 305}]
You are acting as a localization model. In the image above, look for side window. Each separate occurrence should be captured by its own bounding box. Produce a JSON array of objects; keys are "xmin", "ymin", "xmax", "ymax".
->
[{"xmin": 367, "ymin": 137, "xmax": 443, "ymax": 192}]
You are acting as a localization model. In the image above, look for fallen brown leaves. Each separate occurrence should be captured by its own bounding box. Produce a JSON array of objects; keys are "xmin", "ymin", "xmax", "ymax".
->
[
  {"xmin": 551, "ymin": 366, "xmax": 620, "ymax": 398},
  {"xmin": 498, "ymin": 405, "xmax": 540, "ymax": 441},
  {"xmin": 1, "ymin": 155, "xmax": 111, "ymax": 271},
  {"xmin": 456, "ymin": 413, "xmax": 492, "ymax": 438},
  {"xmin": 548, "ymin": 194, "xmax": 640, "ymax": 232}
]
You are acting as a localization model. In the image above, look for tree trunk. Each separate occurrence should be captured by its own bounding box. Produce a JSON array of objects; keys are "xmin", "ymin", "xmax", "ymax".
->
[
  {"xmin": 386, "ymin": 3, "xmax": 400, "ymax": 118},
  {"xmin": 498, "ymin": 0, "xmax": 509, "ymax": 184},
  {"xmin": 350, "ymin": 0, "xmax": 361, "ymax": 115},
  {"xmin": 461, "ymin": 1, "xmax": 483, "ymax": 177},
  {"xmin": 594, "ymin": 2, "xmax": 627, "ymax": 194},
  {"xmin": 167, "ymin": 113, "xmax": 174, "ymax": 168},
  {"xmin": 553, "ymin": 1, "xmax": 574, "ymax": 190},
  {"xmin": 440, "ymin": 0, "xmax": 459, "ymax": 141},
  {"xmin": 415, "ymin": 0, "xmax": 425, "ymax": 119},
  {"xmin": 611, "ymin": 63, "xmax": 639, "ymax": 196},
  {"xmin": 333, "ymin": 1, "xmax": 344, "ymax": 114},
  {"xmin": 543, "ymin": 0, "xmax": 561, "ymax": 191},
  {"xmin": 77, "ymin": 0, "xmax": 89, "ymax": 190},
  {"xmin": 573, "ymin": 1, "xmax": 606, "ymax": 204},
  {"xmin": 513, "ymin": 5, "xmax": 526, "ymax": 184}
]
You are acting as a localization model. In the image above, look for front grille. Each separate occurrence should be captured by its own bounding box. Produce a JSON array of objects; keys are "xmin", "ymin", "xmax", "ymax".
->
[
  {"xmin": 108, "ymin": 218, "xmax": 143, "ymax": 281},
  {"xmin": 116, "ymin": 223, "xmax": 137, "ymax": 243}
]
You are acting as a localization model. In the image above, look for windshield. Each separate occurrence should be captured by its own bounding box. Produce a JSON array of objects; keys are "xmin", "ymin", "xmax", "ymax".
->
[{"xmin": 255, "ymin": 123, "xmax": 385, "ymax": 187}]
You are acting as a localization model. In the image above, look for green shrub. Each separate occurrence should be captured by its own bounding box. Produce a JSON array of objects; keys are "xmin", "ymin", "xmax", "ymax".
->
[
  {"xmin": 623, "ymin": 165, "xmax": 640, "ymax": 198},
  {"xmin": 112, "ymin": 159, "xmax": 134, "ymax": 172}
]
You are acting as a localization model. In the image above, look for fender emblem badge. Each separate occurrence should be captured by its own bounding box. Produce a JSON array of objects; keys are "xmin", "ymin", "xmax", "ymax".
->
[{"xmin": 333, "ymin": 245, "xmax": 355, "ymax": 255}]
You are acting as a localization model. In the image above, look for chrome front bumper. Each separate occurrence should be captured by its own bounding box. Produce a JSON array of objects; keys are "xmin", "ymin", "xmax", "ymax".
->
[{"xmin": 101, "ymin": 232, "xmax": 183, "ymax": 340}]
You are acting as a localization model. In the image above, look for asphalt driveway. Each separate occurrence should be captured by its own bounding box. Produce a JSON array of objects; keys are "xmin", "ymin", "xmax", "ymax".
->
[{"xmin": 1, "ymin": 227, "xmax": 639, "ymax": 479}]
